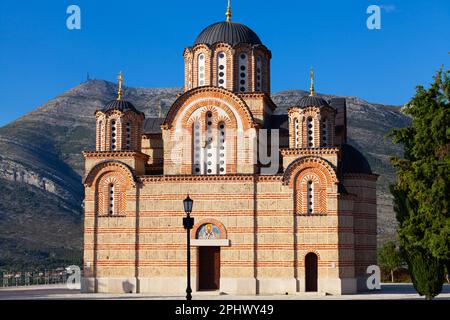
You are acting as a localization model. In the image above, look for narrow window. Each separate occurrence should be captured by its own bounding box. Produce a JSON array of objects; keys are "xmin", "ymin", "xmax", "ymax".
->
[
  {"xmin": 125, "ymin": 122, "xmax": 131, "ymax": 150},
  {"xmin": 108, "ymin": 183, "xmax": 115, "ymax": 215},
  {"xmin": 256, "ymin": 56, "xmax": 262, "ymax": 91},
  {"xmin": 188, "ymin": 58, "xmax": 193, "ymax": 90},
  {"xmin": 192, "ymin": 121, "xmax": 202, "ymax": 175},
  {"xmin": 238, "ymin": 53, "xmax": 248, "ymax": 93},
  {"xmin": 217, "ymin": 52, "xmax": 227, "ymax": 88},
  {"xmin": 198, "ymin": 54, "xmax": 206, "ymax": 87},
  {"xmin": 99, "ymin": 121, "xmax": 104, "ymax": 151},
  {"xmin": 294, "ymin": 118, "xmax": 299, "ymax": 148},
  {"xmin": 217, "ymin": 122, "xmax": 226, "ymax": 174},
  {"xmin": 307, "ymin": 181, "xmax": 314, "ymax": 214},
  {"xmin": 321, "ymin": 118, "xmax": 328, "ymax": 147},
  {"xmin": 111, "ymin": 120, "xmax": 117, "ymax": 150},
  {"xmin": 204, "ymin": 112, "xmax": 216, "ymax": 174},
  {"xmin": 307, "ymin": 117, "xmax": 314, "ymax": 148}
]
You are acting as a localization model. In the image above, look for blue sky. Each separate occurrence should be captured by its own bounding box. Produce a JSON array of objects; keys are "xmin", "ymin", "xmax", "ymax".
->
[{"xmin": 0, "ymin": 0, "xmax": 449, "ymax": 126}]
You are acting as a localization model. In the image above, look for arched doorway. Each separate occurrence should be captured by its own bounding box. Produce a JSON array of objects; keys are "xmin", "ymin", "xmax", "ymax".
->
[{"xmin": 305, "ymin": 252, "xmax": 318, "ymax": 292}]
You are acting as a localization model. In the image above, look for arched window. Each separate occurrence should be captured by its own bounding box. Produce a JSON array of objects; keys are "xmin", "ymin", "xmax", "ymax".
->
[
  {"xmin": 307, "ymin": 117, "xmax": 314, "ymax": 148},
  {"xmin": 321, "ymin": 118, "xmax": 328, "ymax": 147},
  {"xmin": 125, "ymin": 121, "xmax": 131, "ymax": 150},
  {"xmin": 204, "ymin": 112, "xmax": 216, "ymax": 175},
  {"xmin": 217, "ymin": 122, "xmax": 226, "ymax": 174},
  {"xmin": 192, "ymin": 121, "xmax": 202, "ymax": 175},
  {"xmin": 198, "ymin": 54, "xmax": 206, "ymax": 86},
  {"xmin": 238, "ymin": 53, "xmax": 248, "ymax": 92},
  {"xmin": 111, "ymin": 120, "xmax": 117, "ymax": 150},
  {"xmin": 256, "ymin": 56, "xmax": 262, "ymax": 91},
  {"xmin": 307, "ymin": 181, "xmax": 314, "ymax": 214},
  {"xmin": 294, "ymin": 118, "xmax": 299, "ymax": 148},
  {"xmin": 192, "ymin": 111, "xmax": 230, "ymax": 175},
  {"xmin": 108, "ymin": 183, "xmax": 115, "ymax": 215},
  {"xmin": 217, "ymin": 52, "xmax": 227, "ymax": 88}
]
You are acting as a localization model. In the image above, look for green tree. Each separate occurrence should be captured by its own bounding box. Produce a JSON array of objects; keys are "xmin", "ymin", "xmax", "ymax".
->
[
  {"xmin": 378, "ymin": 241, "xmax": 403, "ymax": 282},
  {"xmin": 390, "ymin": 67, "xmax": 450, "ymax": 299},
  {"xmin": 407, "ymin": 248, "xmax": 444, "ymax": 300}
]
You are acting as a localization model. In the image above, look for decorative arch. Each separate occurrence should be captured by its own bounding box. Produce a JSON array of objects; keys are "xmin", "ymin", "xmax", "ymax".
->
[
  {"xmin": 163, "ymin": 86, "xmax": 256, "ymax": 130},
  {"xmin": 282, "ymin": 156, "xmax": 338, "ymax": 188},
  {"xmin": 302, "ymin": 250, "xmax": 321, "ymax": 261},
  {"xmin": 95, "ymin": 173, "xmax": 127, "ymax": 216},
  {"xmin": 84, "ymin": 160, "xmax": 137, "ymax": 188},
  {"xmin": 191, "ymin": 218, "xmax": 227, "ymax": 240},
  {"xmin": 295, "ymin": 168, "xmax": 328, "ymax": 214}
]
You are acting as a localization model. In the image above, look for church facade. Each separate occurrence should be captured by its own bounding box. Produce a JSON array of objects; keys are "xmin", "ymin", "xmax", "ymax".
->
[{"xmin": 81, "ymin": 6, "xmax": 377, "ymax": 295}]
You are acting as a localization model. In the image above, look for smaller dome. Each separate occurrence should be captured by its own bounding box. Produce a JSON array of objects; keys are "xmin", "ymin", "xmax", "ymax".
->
[
  {"xmin": 101, "ymin": 100, "xmax": 142, "ymax": 114},
  {"xmin": 341, "ymin": 144, "xmax": 372, "ymax": 174},
  {"xmin": 297, "ymin": 95, "xmax": 329, "ymax": 108}
]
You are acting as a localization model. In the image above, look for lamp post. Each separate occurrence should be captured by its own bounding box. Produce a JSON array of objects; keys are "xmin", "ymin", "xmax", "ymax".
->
[{"xmin": 183, "ymin": 194, "xmax": 194, "ymax": 301}]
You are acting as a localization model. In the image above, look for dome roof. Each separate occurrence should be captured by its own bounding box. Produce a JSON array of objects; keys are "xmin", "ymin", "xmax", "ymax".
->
[
  {"xmin": 341, "ymin": 144, "xmax": 372, "ymax": 174},
  {"xmin": 101, "ymin": 100, "xmax": 142, "ymax": 114},
  {"xmin": 297, "ymin": 95, "xmax": 329, "ymax": 108},
  {"xmin": 194, "ymin": 21, "xmax": 262, "ymax": 46}
]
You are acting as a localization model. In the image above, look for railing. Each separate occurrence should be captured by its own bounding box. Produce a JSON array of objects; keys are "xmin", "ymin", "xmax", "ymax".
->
[{"xmin": 0, "ymin": 269, "xmax": 74, "ymax": 288}]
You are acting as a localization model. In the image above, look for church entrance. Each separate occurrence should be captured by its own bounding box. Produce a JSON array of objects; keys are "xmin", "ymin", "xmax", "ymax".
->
[
  {"xmin": 198, "ymin": 246, "xmax": 220, "ymax": 291},
  {"xmin": 305, "ymin": 252, "xmax": 318, "ymax": 292}
]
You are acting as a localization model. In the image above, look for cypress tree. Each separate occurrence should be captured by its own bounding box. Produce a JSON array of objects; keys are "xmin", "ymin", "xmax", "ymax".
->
[
  {"xmin": 390, "ymin": 67, "xmax": 450, "ymax": 299},
  {"xmin": 407, "ymin": 248, "xmax": 444, "ymax": 300}
]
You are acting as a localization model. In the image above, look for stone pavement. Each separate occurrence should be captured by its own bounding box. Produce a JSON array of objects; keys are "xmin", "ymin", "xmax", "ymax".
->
[{"xmin": 0, "ymin": 283, "xmax": 449, "ymax": 300}]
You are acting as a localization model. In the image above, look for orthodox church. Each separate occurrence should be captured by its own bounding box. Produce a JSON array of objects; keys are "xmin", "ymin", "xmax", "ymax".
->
[{"xmin": 81, "ymin": 3, "xmax": 377, "ymax": 295}]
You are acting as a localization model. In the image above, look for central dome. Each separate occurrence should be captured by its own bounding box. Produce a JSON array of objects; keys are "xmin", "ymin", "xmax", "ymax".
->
[{"xmin": 194, "ymin": 21, "xmax": 262, "ymax": 46}]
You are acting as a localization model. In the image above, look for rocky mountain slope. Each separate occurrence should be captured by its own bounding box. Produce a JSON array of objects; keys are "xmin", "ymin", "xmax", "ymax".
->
[{"xmin": 0, "ymin": 80, "xmax": 410, "ymax": 270}]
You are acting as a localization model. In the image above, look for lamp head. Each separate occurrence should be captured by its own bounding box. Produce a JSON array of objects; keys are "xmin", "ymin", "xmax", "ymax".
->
[{"xmin": 183, "ymin": 194, "xmax": 193, "ymax": 214}]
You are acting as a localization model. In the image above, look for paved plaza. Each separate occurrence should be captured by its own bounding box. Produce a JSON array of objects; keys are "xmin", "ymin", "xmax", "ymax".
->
[{"xmin": 0, "ymin": 283, "xmax": 449, "ymax": 300}]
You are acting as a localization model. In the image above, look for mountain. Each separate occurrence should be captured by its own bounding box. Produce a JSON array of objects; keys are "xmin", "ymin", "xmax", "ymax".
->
[{"xmin": 0, "ymin": 80, "xmax": 410, "ymax": 270}]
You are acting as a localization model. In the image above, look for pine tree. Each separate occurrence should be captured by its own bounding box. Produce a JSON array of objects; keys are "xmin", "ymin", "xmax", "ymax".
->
[{"xmin": 390, "ymin": 67, "xmax": 450, "ymax": 299}]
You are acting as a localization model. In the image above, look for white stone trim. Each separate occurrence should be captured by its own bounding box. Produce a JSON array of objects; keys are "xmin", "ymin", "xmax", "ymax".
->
[{"xmin": 191, "ymin": 239, "xmax": 230, "ymax": 246}]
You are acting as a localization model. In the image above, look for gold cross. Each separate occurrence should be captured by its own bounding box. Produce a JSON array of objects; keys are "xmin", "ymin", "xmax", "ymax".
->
[
  {"xmin": 117, "ymin": 71, "xmax": 123, "ymax": 101},
  {"xmin": 309, "ymin": 67, "xmax": 315, "ymax": 96},
  {"xmin": 226, "ymin": 0, "xmax": 232, "ymax": 22}
]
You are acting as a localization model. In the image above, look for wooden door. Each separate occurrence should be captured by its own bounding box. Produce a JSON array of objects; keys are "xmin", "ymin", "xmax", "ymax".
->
[
  {"xmin": 198, "ymin": 247, "xmax": 220, "ymax": 290},
  {"xmin": 305, "ymin": 252, "xmax": 318, "ymax": 292}
]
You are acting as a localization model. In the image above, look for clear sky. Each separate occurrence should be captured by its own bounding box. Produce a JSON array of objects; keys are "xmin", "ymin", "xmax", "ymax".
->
[{"xmin": 0, "ymin": 0, "xmax": 449, "ymax": 126}]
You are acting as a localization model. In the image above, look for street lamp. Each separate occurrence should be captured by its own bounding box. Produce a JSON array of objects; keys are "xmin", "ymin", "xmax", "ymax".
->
[{"xmin": 182, "ymin": 194, "xmax": 194, "ymax": 301}]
